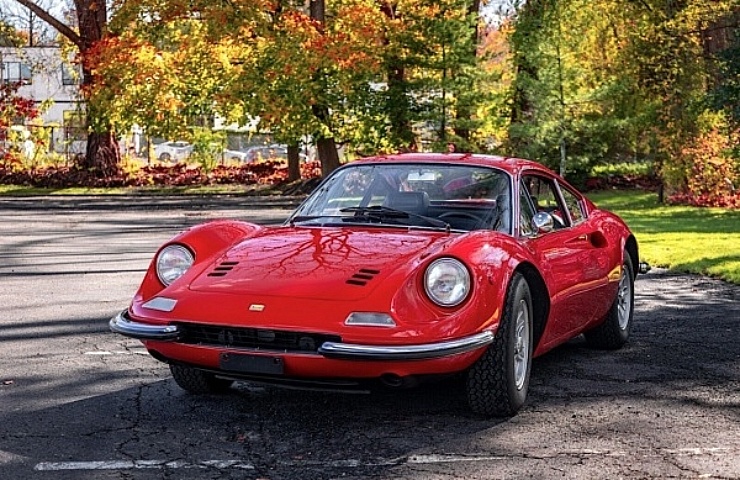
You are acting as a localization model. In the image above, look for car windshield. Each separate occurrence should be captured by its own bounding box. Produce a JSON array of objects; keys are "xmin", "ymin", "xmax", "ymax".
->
[{"xmin": 288, "ymin": 163, "xmax": 512, "ymax": 234}]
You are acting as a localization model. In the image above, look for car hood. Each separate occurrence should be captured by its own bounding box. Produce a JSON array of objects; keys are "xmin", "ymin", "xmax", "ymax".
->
[{"xmin": 187, "ymin": 227, "xmax": 450, "ymax": 301}]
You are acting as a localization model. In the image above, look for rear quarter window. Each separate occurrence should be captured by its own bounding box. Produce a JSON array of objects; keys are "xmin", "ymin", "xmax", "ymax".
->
[{"xmin": 561, "ymin": 187, "xmax": 586, "ymax": 225}]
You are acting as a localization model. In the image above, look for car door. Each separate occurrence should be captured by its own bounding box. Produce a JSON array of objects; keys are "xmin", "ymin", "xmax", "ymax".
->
[{"xmin": 520, "ymin": 173, "xmax": 612, "ymax": 346}]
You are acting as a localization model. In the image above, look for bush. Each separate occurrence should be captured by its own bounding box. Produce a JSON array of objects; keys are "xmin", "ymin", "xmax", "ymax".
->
[
  {"xmin": 0, "ymin": 161, "xmax": 323, "ymax": 190},
  {"xmin": 664, "ymin": 113, "xmax": 739, "ymax": 208}
]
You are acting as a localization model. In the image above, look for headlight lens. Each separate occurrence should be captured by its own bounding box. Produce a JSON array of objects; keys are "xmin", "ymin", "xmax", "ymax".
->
[
  {"xmin": 156, "ymin": 245, "xmax": 194, "ymax": 286},
  {"xmin": 424, "ymin": 258, "xmax": 471, "ymax": 307}
]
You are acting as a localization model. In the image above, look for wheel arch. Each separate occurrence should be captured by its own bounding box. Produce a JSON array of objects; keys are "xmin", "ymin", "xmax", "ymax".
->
[
  {"xmin": 513, "ymin": 261, "xmax": 549, "ymax": 351},
  {"xmin": 624, "ymin": 235, "xmax": 639, "ymax": 279}
]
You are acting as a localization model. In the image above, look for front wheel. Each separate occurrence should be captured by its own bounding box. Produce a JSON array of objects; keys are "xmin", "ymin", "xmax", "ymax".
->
[
  {"xmin": 466, "ymin": 273, "xmax": 533, "ymax": 417},
  {"xmin": 584, "ymin": 251, "xmax": 635, "ymax": 350},
  {"xmin": 169, "ymin": 364, "xmax": 234, "ymax": 394}
]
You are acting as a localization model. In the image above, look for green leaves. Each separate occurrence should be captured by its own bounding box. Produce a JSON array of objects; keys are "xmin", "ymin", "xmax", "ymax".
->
[
  {"xmin": 504, "ymin": 0, "xmax": 739, "ymax": 195},
  {"xmin": 87, "ymin": 0, "xmax": 487, "ymax": 159}
]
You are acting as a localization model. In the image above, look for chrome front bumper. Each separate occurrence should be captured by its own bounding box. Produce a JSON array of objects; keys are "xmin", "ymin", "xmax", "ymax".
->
[
  {"xmin": 109, "ymin": 310, "xmax": 181, "ymax": 341},
  {"xmin": 109, "ymin": 310, "xmax": 494, "ymax": 361},
  {"xmin": 317, "ymin": 332, "xmax": 494, "ymax": 360}
]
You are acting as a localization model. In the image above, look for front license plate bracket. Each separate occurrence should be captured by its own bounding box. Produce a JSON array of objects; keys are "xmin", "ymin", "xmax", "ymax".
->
[{"xmin": 220, "ymin": 353, "xmax": 284, "ymax": 375}]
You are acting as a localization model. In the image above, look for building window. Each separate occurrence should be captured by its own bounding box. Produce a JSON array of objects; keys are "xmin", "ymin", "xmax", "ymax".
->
[
  {"xmin": 62, "ymin": 63, "xmax": 80, "ymax": 85},
  {"xmin": 2, "ymin": 62, "xmax": 32, "ymax": 84}
]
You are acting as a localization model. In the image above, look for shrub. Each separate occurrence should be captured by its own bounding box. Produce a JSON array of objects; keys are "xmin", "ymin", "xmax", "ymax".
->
[
  {"xmin": 0, "ymin": 161, "xmax": 323, "ymax": 190},
  {"xmin": 665, "ymin": 113, "xmax": 739, "ymax": 208}
]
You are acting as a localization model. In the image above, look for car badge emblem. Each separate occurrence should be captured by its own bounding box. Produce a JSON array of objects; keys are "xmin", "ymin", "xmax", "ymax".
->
[{"xmin": 249, "ymin": 304, "xmax": 265, "ymax": 312}]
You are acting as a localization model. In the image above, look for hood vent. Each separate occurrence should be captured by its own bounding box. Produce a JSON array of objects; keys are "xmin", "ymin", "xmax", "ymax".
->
[
  {"xmin": 346, "ymin": 268, "xmax": 381, "ymax": 286},
  {"xmin": 207, "ymin": 261, "xmax": 239, "ymax": 277}
]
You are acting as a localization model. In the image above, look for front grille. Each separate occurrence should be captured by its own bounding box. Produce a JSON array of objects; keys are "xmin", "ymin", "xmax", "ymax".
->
[{"xmin": 177, "ymin": 323, "xmax": 341, "ymax": 353}]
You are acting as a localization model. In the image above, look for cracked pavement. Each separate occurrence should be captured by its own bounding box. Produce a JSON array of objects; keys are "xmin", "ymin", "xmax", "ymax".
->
[{"xmin": 0, "ymin": 197, "xmax": 738, "ymax": 479}]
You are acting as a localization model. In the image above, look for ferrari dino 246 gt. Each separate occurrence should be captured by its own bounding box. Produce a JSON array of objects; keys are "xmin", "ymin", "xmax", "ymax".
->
[{"xmin": 111, "ymin": 153, "xmax": 646, "ymax": 417}]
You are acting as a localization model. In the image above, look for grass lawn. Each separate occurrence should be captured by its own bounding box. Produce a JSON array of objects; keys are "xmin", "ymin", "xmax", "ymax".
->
[{"xmin": 588, "ymin": 190, "xmax": 740, "ymax": 285}]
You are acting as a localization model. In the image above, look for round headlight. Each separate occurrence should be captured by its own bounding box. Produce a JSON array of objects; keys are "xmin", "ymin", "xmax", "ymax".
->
[
  {"xmin": 424, "ymin": 258, "xmax": 471, "ymax": 307},
  {"xmin": 156, "ymin": 245, "xmax": 194, "ymax": 286}
]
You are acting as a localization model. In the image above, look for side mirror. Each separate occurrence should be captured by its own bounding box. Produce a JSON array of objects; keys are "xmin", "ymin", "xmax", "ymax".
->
[{"xmin": 532, "ymin": 212, "xmax": 554, "ymax": 233}]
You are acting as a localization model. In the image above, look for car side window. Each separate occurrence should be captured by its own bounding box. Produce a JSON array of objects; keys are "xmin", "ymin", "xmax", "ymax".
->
[
  {"xmin": 522, "ymin": 174, "xmax": 569, "ymax": 229},
  {"xmin": 560, "ymin": 186, "xmax": 586, "ymax": 225},
  {"xmin": 519, "ymin": 182, "xmax": 536, "ymax": 236}
]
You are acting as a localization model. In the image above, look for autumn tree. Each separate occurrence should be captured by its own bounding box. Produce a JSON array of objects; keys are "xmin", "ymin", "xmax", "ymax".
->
[
  {"xmin": 11, "ymin": 0, "xmax": 120, "ymax": 175},
  {"xmin": 90, "ymin": 0, "xmax": 386, "ymax": 176},
  {"xmin": 621, "ymin": 0, "xmax": 739, "ymax": 200}
]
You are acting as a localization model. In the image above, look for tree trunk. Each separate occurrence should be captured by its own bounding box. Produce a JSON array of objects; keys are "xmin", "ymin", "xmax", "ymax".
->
[
  {"xmin": 316, "ymin": 138, "xmax": 340, "ymax": 177},
  {"xmin": 380, "ymin": 2, "xmax": 414, "ymax": 148},
  {"xmin": 452, "ymin": 0, "xmax": 482, "ymax": 147},
  {"xmin": 80, "ymin": 130, "xmax": 119, "ymax": 176},
  {"xmin": 507, "ymin": 0, "xmax": 542, "ymax": 153},
  {"xmin": 75, "ymin": 0, "xmax": 120, "ymax": 174},
  {"xmin": 309, "ymin": 0, "xmax": 340, "ymax": 176},
  {"xmin": 387, "ymin": 64, "xmax": 414, "ymax": 146},
  {"xmin": 287, "ymin": 143, "xmax": 301, "ymax": 182}
]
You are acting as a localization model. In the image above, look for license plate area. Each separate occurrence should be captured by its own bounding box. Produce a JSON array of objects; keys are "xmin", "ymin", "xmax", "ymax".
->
[{"xmin": 220, "ymin": 353, "xmax": 284, "ymax": 375}]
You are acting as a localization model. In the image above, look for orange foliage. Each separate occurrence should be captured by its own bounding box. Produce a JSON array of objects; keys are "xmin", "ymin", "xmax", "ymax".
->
[{"xmin": 669, "ymin": 128, "xmax": 740, "ymax": 208}]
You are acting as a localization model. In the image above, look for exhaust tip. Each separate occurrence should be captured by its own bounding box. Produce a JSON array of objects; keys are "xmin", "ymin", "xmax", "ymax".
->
[{"xmin": 380, "ymin": 373, "xmax": 404, "ymax": 388}]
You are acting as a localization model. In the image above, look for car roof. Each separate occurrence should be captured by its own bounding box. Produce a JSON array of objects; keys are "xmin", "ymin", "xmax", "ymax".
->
[{"xmin": 348, "ymin": 153, "xmax": 555, "ymax": 177}]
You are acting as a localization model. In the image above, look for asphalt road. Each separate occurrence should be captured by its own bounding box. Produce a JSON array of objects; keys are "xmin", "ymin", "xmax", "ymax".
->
[{"xmin": 1, "ymin": 196, "xmax": 738, "ymax": 480}]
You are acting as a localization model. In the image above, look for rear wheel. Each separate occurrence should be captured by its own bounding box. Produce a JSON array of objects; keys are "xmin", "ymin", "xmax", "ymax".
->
[
  {"xmin": 466, "ymin": 273, "xmax": 533, "ymax": 417},
  {"xmin": 584, "ymin": 251, "xmax": 635, "ymax": 350},
  {"xmin": 169, "ymin": 364, "xmax": 234, "ymax": 394}
]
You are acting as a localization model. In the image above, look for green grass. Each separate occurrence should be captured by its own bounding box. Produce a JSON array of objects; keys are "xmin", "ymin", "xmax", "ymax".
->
[{"xmin": 588, "ymin": 190, "xmax": 740, "ymax": 285}]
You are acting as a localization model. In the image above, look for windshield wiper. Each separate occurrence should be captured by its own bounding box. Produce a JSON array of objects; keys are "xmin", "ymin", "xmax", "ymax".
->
[{"xmin": 340, "ymin": 206, "xmax": 450, "ymax": 230}]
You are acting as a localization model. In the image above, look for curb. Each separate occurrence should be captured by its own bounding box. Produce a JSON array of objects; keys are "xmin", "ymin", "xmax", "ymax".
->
[{"xmin": 0, "ymin": 194, "xmax": 306, "ymax": 211}]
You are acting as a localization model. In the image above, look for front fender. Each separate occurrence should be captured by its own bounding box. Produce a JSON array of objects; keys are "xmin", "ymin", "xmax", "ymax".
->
[{"xmin": 134, "ymin": 220, "xmax": 263, "ymax": 301}]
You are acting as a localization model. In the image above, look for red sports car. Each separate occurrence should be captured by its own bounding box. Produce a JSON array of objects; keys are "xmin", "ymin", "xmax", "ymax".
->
[{"xmin": 111, "ymin": 153, "xmax": 646, "ymax": 417}]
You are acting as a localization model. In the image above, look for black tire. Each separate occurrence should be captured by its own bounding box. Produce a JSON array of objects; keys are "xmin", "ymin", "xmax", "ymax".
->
[
  {"xmin": 169, "ymin": 364, "xmax": 234, "ymax": 394},
  {"xmin": 466, "ymin": 273, "xmax": 533, "ymax": 417},
  {"xmin": 159, "ymin": 152, "xmax": 171, "ymax": 162},
  {"xmin": 584, "ymin": 251, "xmax": 635, "ymax": 350}
]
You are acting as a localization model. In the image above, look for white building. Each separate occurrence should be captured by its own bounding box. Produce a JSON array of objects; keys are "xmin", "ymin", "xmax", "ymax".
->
[
  {"xmin": 0, "ymin": 46, "xmax": 84, "ymax": 156},
  {"xmin": 0, "ymin": 46, "xmax": 82, "ymax": 125}
]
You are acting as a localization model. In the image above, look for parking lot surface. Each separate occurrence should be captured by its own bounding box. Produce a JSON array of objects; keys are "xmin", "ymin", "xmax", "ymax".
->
[{"xmin": 1, "ymin": 196, "xmax": 738, "ymax": 479}]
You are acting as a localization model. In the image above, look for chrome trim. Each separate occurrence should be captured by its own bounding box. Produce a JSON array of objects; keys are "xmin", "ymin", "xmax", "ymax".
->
[
  {"xmin": 318, "ymin": 331, "xmax": 494, "ymax": 361},
  {"xmin": 109, "ymin": 310, "xmax": 181, "ymax": 341}
]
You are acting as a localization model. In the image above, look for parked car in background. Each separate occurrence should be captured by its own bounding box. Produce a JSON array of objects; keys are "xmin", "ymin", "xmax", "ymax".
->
[
  {"xmin": 220, "ymin": 148, "xmax": 250, "ymax": 162},
  {"xmin": 242, "ymin": 144, "xmax": 308, "ymax": 163},
  {"xmin": 110, "ymin": 152, "xmax": 648, "ymax": 417},
  {"xmin": 242, "ymin": 144, "xmax": 287, "ymax": 163},
  {"xmin": 154, "ymin": 141, "xmax": 193, "ymax": 162}
]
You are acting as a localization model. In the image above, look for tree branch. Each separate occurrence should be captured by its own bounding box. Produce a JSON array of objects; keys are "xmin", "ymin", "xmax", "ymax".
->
[{"xmin": 10, "ymin": 0, "xmax": 83, "ymax": 49}]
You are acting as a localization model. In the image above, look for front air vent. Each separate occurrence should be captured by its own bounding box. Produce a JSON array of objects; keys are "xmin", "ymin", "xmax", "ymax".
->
[
  {"xmin": 207, "ymin": 261, "xmax": 239, "ymax": 277},
  {"xmin": 346, "ymin": 268, "xmax": 381, "ymax": 286}
]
